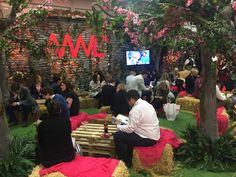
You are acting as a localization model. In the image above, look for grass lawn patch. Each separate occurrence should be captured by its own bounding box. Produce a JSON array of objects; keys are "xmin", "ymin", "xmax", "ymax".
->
[{"xmin": 9, "ymin": 109, "xmax": 236, "ymax": 177}]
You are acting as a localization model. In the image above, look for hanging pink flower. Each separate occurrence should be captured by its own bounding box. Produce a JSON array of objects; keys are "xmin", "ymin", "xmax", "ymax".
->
[
  {"xmin": 185, "ymin": 0, "xmax": 193, "ymax": 7},
  {"xmin": 232, "ymin": 2, "xmax": 236, "ymax": 11},
  {"xmin": 144, "ymin": 27, "xmax": 149, "ymax": 33},
  {"xmin": 46, "ymin": 0, "xmax": 53, "ymax": 3},
  {"xmin": 155, "ymin": 27, "xmax": 168, "ymax": 39},
  {"xmin": 149, "ymin": 20, "xmax": 156, "ymax": 26}
]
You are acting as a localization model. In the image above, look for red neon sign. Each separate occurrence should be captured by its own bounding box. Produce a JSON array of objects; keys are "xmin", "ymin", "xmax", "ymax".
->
[{"xmin": 48, "ymin": 33, "xmax": 108, "ymax": 59}]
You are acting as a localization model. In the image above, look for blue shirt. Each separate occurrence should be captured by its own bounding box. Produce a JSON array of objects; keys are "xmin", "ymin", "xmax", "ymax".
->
[{"xmin": 52, "ymin": 94, "xmax": 70, "ymax": 119}]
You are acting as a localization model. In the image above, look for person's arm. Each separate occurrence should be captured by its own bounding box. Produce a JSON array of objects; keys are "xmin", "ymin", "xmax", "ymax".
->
[
  {"xmin": 66, "ymin": 97, "xmax": 73, "ymax": 108},
  {"xmin": 216, "ymin": 85, "xmax": 226, "ymax": 101},
  {"xmin": 17, "ymin": 87, "xmax": 34, "ymax": 106},
  {"xmin": 117, "ymin": 109, "xmax": 141, "ymax": 133},
  {"xmin": 138, "ymin": 78, "xmax": 149, "ymax": 91}
]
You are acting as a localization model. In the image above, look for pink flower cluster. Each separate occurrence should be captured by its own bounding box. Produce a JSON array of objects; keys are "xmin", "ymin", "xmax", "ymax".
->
[
  {"xmin": 155, "ymin": 27, "xmax": 168, "ymax": 39},
  {"xmin": 185, "ymin": 0, "xmax": 193, "ymax": 7},
  {"xmin": 232, "ymin": 2, "xmax": 236, "ymax": 11},
  {"xmin": 113, "ymin": 7, "xmax": 128, "ymax": 14}
]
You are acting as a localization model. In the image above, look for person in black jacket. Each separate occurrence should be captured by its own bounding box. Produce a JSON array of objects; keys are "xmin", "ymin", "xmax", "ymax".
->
[
  {"xmin": 185, "ymin": 68, "xmax": 199, "ymax": 94},
  {"xmin": 111, "ymin": 83, "xmax": 130, "ymax": 116},
  {"xmin": 101, "ymin": 78, "xmax": 116, "ymax": 106},
  {"xmin": 60, "ymin": 80, "xmax": 80, "ymax": 116},
  {"xmin": 36, "ymin": 100, "xmax": 75, "ymax": 167},
  {"xmin": 5, "ymin": 82, "xmax": 35, "ymax": 127}
]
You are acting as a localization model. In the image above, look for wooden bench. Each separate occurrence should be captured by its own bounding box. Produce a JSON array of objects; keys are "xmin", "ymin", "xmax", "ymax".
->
[{"xmin": 71, "ymin": 123, "xmax": 117, "ymax": 157}]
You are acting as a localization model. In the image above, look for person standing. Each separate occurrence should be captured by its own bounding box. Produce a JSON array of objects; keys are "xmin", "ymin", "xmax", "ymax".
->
[{"xmin": 113, "ymin": 90, "xmax": 160, "ymax": 167}]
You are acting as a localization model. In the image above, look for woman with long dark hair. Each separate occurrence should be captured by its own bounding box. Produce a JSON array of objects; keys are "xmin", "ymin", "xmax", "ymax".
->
[{"xmin": 60, "ymin": 80, "xmax": 80, "ymax": 116}]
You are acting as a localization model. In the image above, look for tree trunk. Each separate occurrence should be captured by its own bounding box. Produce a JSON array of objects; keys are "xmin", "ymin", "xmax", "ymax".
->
[
  {"xmin": 199, "ymin": 47, "xmax": 218, "ymax": 142},
  {"xmin": 0, "ymin": 51, "xmax": 10, "ymax": 159}
]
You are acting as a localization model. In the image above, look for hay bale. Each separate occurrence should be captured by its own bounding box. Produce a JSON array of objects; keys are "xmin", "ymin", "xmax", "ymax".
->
[
  {"xmin": 29, "ymin": 161, "xmax": 129, "ymax": 177},
  {"xmin": 99, "ymin": 106, "xmax": 111, "ymax": 113},
  {"xmin": 112, "ymin": 161, "xmax": 129, "ymax": 177},
  {"xmin": 29, "ymin": 166, "xmax": 65, "ymax": 177},
  {"xmin": 176, "ymin": 96, "xmax": 200, "ymax": 113},
  {"xmin": 132, "ymin": 144, "xmax": 174, "ymax": 176},
  {"xmin": 79, "ymin": 96, "xmax": 98, "ymax": 108}
]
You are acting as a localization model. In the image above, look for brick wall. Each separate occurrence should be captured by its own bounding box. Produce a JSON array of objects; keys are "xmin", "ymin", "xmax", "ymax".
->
[{"xmin": 8, "ymin": 16, "xmax": 131, "ymax": 90}]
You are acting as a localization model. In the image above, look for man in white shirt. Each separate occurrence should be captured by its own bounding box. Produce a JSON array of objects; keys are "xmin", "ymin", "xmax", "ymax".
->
[
  {"xmin": 126, "ymin": 71, "xmax": 150, "ymax": 96},
  {"xmin": 114, "ymin": 89, "xmax": 160, "ymax": 167},
  {"xmin": 126, "ymin": 70, "xmax": 136, "ymax": 91}
]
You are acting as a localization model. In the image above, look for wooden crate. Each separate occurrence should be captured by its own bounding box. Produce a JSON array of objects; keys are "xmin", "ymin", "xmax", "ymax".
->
[{"xmin": 71, "ymin": 123, "xmax": 117, "ymax": 157}]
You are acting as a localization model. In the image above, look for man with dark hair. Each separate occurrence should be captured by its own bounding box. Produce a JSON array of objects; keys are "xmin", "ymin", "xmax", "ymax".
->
[
  {"xmin": 113, "ymin": 89, "xmax": 160, "ymax": 167},
  {"xmin": 36, "ymin": 100, "xmax": 75, "ymax": 167},
  {"xmin": 49, "ymin": 73, "xmax": 61, "ymax": 94},
  {"xmin": 6, "ymin": 82, "xmax": 35, "ymax": 127},
  {"xmin": 41, "ymin": 86, "xmax": 70, "ymax": 119}
]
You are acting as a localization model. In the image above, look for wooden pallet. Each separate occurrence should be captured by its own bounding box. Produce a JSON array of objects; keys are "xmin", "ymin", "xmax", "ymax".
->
[{"xmin": 71, "ymin": 123, "xmax": 117, "ymax": 157}]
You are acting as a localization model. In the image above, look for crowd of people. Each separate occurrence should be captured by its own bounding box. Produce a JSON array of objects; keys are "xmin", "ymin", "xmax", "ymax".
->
[{"xmin": 5, "ymin": 61, "xmax": 236, "ymax": 169}]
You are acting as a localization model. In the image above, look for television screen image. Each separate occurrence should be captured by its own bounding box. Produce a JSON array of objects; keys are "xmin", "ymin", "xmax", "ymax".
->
[{"xmin": 126, "ymin": 50, "xmax": 150, "ymax": 66}]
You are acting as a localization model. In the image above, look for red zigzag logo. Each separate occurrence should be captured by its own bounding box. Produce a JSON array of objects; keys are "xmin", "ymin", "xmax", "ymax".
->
[{"xmin": 48, "ymin": 33, "xmax": 108, "ymax": 59}]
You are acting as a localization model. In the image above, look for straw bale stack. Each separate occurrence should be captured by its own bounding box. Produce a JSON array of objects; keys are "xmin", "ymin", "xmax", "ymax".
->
[
  {"xmin": 79, "ymin": 96, "xmax": 98, "ymax": 108},
  {"xmin": 29, "ymin": 161, "xmax": 129, "ymax": 177},
  {"xmin": 132, "ymin": 144, "xmax": 174, "ymax": 177},
  {"xmin": 99, "ymin": 106, "xmax": 111, "ymax": 113},
  {"xmin": 176, "ymin": 96, "xmax": 199, "ymax": 113}
]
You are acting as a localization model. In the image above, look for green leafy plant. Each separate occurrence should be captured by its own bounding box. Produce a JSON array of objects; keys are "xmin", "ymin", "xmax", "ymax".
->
[
  {"xmin": 0, "ymin": 136, "xmax": 35, "ymax": 177},
  {"xmin": 175, "ymin": 125, "xmax": 236, "ymax": 171}
]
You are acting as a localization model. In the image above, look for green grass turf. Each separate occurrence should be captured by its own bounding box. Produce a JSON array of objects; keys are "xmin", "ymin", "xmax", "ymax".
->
[{"xmin": 9, "ymin": 109, "xmax": 236, "ymax": 177}]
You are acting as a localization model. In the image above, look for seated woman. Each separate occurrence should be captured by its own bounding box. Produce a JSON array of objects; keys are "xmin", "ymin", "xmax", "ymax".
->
[
  {"xmin": 152, "ymin": 81, "xmax": 175, "ymax": 117},
  {"xmin": 111, "ymin": 83, "xmax": 130, "ymax": 116},
  {"xmin": 89, "ymin": 72, "xmax": 106, "ymax": 108},
  {"xmin": 60, "ymin": 80, "xmax": 80, "ymax": 116},
  {"xmin": 30, "ymin": 74, "xmax": 44, "ymax": 99},
  {"xmin": 185, "ymin": 68, "xmax": 199, "ymax": 95},
  {"xmin": 36, "ymin": 100, "xmax": 75, "ymax": 167}
]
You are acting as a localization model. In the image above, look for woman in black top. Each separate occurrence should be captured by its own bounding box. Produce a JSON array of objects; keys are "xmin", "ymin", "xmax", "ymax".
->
[
  {"xmin": 111, "ymin": 83, "xmax": 130, "ymax": 116},
  {"xmin": 30, "ymin": 74, "xmax": 44, "ymax": 99},
  {"xmin": 37, "ymin": 100, "xmax": 75, "ymax": 167},
  {"xmin": 60, "ymin": 80, "xmax": 80, "ymax": 116}
]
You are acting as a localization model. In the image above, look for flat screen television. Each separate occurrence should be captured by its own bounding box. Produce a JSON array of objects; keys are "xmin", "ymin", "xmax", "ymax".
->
[{"xmin": 126, "ymin": 50, "xmax": 150, "ymax": 66}]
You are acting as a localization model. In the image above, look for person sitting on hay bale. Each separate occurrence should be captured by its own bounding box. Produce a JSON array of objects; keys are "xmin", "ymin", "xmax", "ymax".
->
[
  {"xmin": 114, "ymin": 89, "xmax": 160, "ymax": 167},
  {"xmin": 42, "ymin": 87, "xmax": 70, "ymax": 119},
  {"xmin": 35, "ymin": 100, "xmax": 75, "ymax": 167},
  {"xmin": 110, "ymin": 83, "xmax": 131, "ymax": 116},
  {"xmin": 60, "ymin": 80, "xmax": 80, "ymax": 117}
]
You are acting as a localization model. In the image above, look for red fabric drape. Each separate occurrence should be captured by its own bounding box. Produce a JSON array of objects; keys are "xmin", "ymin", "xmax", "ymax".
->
[
  {"xmin": 134, "ymin": 128, "xmax": 181, "ymax": 167},
  {"xmin": 39, "ymin": 155, "xmax": 119, "ymax": 177},
  {"xmin": 178, "ymin": 91, "xmax": 187, "ymax": 97},
  {"xmin": 195, "ymin": 106, "xmax": 229, "ymax": 136},
  {"xmin": 70, "ymin": 112, "xmax": 107, "ymax": 131}
]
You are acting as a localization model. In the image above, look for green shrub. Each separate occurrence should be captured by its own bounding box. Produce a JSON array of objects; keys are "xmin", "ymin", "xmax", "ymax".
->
[
  {"xmin": 0, "ymin": 136, "xmax": 35, "ymax": 177},
  {"xmin": 175, "ymin": 125, "xmax": 236, "ymax": 171}
]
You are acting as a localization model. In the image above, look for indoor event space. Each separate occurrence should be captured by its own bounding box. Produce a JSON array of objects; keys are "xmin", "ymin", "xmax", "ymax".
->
[{"xmin": 0, "ymin": 0, "xmax": 236, "ymax": 177}]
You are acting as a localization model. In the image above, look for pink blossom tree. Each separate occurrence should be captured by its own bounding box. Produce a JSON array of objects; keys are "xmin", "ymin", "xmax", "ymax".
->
[{"xmin": 89, "ymin": 0, "xmax": 236, "ymax": 142}]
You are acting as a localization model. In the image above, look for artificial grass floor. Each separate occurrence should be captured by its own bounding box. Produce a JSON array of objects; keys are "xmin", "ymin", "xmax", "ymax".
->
[{"xmin": 10, "ymin": 109, "xmax": 236, "ymax": 177}]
